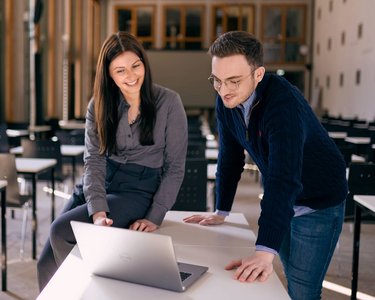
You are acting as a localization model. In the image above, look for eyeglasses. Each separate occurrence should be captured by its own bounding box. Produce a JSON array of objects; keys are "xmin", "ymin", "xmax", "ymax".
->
[{"xmin": 208, "ymin": 72, "xmax": 253, "ymax": 91}]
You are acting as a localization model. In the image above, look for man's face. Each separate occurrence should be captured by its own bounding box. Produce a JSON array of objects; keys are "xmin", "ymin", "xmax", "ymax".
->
[{"xmin": 210, "ymin": 54, "xmax": 265, "ymax": 109}]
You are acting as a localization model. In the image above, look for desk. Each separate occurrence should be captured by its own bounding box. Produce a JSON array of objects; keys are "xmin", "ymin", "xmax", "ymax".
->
[
  {"xmin": 351, "ymin": 195, "xmax": 375, "ymax": 300},
  {"xmin": 351, "ymin": 154, "xmax": 366, "ymax": 163},
  {"xmin": 345, "ymin": 137, "xmax": 371, "ymax": 144},
  {"xmin": 158, "ymin": 211, "xmax": 256, "ymax": 246},
  {"xmin": 5, "ymin": 129, "xmax": 29, "ymax": 138},
  {"xmin": 59, "ymin": 120, "xmax": 85, "ymax": 130},
  {"xmin": 205, "ymin": 148, "xmax": 218, "ymax": 161},
  {"xmin": 207, "ymin": 163, "xmax": 217, "ymax": 181},
  {"xmin": 0, "ymin": 181, "xmax": 7, "ymax": 291},
  {"xmin": 206, "ymin": 140, "xmax": 218, "ymax": 149},
  {"xmin": 15, "ymin": 158, "xmax": 57, "ymax": 259},
  {"xmin": 59, "ymin": 145, "xmax": 85, "ymax": 183},
  {"xmin": 11, "ymin": 145, "xmax": 84, "ymax": 184},
  {"xmin": 37, "ymin": 212, "xmax": 288, "ymax": 300},
  {"xmin": 328, "ymin": 131, "xmax": 347, "ymax": 139},
  {"xmin": 28, "ymin": 125, "xmax": 52, "ymax": 140}
]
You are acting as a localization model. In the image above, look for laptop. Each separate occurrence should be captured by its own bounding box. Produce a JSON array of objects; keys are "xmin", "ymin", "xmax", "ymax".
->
[{"xmin": 70, "ymin": 221, "xmax": 208, "ymax": 292}]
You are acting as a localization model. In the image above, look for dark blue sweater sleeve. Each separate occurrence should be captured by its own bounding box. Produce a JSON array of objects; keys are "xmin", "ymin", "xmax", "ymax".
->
[
  {"xmin": 215, "ymin": 98, "xmax": 245, "ymax": 212},
  {"xmin": 256, "ymin": 89, "xmax": 304, "ymax": 251}
]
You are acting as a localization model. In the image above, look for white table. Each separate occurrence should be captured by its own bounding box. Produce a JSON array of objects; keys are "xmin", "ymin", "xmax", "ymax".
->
[
  {"xmin": 206, "ymin": 140, "xmax": 218, "ymax": 149},
  {"xmin": 11, "ymin": 145, "xmax": 84, "ymax": 184},
  {"xmin": 10, "ymin": 145, "xmax": 84, "ymax": 157},
  {"xmin": 207, "ymin": 163, "xmax": 217, "ymax": 181},
  {"xmin": 351, "ymin": 195, "xmax": 375, "ymax": 300},
  {"xmin": 5, "ymin": 129, "xmax": 29, "ymax": 138},
  {"xmin": 351, "ymin": 154, "xmax": 366, "ymax": 163},
  {"xmin": 37, "ymin": 212, "xmax": 288, "ymax": 300},
  {"xmin": 28, "ymin": 125, "xmax": 52, "ymax": 140},
  {"xmin": 15, "ymin": 158, "xmax": 57, "ymax": 259},
  {"xmin": 0, "ymin": 181, "xmax": 7, "ymax": 291},
  {"xmin": 59, "ymin": 120, "xmax": 86, "ymax": 130},
  {"xmin": 205, "ymin": 148, "xmax": 218, "ymax": 161},
  {"xmin": 328, "ymin": 131, "xmax": 347, "ymax": 139},
  {"xmin": 345, "ymin": 137, "xmax": 371, "ymax": 144},
  {"xmin": 158, "ymin": 211, "xmax": 256, "ymax": 246}
]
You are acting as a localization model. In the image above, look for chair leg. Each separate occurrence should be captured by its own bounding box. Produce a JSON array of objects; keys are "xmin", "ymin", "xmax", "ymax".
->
[{"xmin": 20, "ymin": 202, "xmax": 30, "ymax": 260}]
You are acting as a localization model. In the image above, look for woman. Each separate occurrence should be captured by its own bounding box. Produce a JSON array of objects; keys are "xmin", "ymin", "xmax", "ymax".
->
[{"xmin": 37, "ymin": 32, "xmax": 188, "ymax": 290}]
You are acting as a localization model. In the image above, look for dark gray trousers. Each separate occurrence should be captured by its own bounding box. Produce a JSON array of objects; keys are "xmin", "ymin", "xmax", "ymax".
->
[{"xmin": 37, "ymin": 161, "xmax": 161, "ymax": 291}]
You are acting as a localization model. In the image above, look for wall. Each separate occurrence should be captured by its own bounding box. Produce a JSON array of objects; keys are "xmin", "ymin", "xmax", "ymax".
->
[
  {"xmin": 147, "ymin": 50, "xmax": 215, "ymax": 107},
  {"xmin": 313, "ymin": 0, "xmax": 375, "ymax": 121}
]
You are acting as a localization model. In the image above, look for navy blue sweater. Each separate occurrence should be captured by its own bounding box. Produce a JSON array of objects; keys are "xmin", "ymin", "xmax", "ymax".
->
[{"xmin": 215, "ymin": 73, "xmax": 348, "ymax": 252}]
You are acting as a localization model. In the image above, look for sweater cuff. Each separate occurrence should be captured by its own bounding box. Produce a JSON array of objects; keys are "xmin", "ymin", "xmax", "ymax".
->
[
  {"xmin": 256, "ymin": 226, "xmax": 285, "ymax": 252},
  {"xmin": 87, "ymin": 200, "xmax": 110, "ymax": 218},
  {"xmin": 145, "ymin": 202, "xmax": 168, "ymax": 226},
  {"xmin": 215, "ymin": 209, "xmax": 230, "ymax": 217},
  {"xmin": 255, "ymin": 245, "xmax": 278, "ymax": 255}
]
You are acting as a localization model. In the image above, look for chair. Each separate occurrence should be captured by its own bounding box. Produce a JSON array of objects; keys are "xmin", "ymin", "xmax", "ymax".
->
[
  {"xmin": 345, "ymin": 163, "xmax": 375, "ymax": 221},
  {"xmin": 0, "ymin": 153, "xmax": 32, "ymax": 259},
  {"xmin": 172, "ymin": 158, "xmax": 207, "ymax": 211},
  {"xmin": 187, "ymin": 142, "xmax": 206, "ymax": 159},
  {"xmin": 55, "ymin": 130, "xmax": 85, "ymax": 146},
  {"xmin": 21, "ymin": 138, "xmax": 67, "ymax": 183},
  {"xmin": 337, "ymin": 143, "xmax": 357, "ymax": 167},
  {"xmin": 0, "ymin": 124, "xmax": 10, "ymax": 153}
]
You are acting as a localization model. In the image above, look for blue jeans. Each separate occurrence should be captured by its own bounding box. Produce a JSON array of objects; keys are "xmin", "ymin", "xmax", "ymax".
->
[{"xmin": 279, "ymin": 201, "xmax": 345, "ymax": 300}]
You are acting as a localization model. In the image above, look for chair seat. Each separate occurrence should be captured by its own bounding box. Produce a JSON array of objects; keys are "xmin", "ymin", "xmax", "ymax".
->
[{"xmin": 6, "ymin": 194, "xmax": 31, "ymax": 208}]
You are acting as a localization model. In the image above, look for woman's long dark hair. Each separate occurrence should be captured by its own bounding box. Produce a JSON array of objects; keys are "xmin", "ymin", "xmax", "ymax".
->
[{"xmin": 93, "ymin": 31, "xmax": 156, "ymax": 155}]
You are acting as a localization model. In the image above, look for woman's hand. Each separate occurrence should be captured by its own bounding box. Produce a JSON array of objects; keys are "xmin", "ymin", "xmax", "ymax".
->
[
  {"xmin": 92, "ymin": 211, "xmax": 113, "ymax": 226},
  {"xmin": 130, "ymin": 219, "xmax": 158, "ymax": 232}
]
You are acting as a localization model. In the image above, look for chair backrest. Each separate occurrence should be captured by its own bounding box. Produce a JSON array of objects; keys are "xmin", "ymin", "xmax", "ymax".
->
[
  {"xmin": 55, "ymin": 130, "xmax": 85, "ymax": 145},
  {"xmin": 0, "ymin": 153, "xmax": 22, "ymax": 206},
  {"xmin": 338, "ymin": 143, "xmax": 357, "ymax": 167},
  {"xmin": 172, "ymin": 158, "xmax": 207, "ymax": 211},
  {"xmin": 21, "ymin": 138, "xmax": 64, "ymax": 179},
  {"xmin": 187, "ymin": 142, "xmax": 206, "ymax": 159},
  {"xmin": 348, "ymin": 163, "xmax": 375, "ymax": 195},
  {"xmin": 0, "ymin": 124, "xmax": 10, "ymax": 153}
]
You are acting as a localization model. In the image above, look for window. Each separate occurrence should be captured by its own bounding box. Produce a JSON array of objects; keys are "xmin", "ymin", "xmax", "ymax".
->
[
  {"xmin": 163, "ymin": 5, "xmax": 204, "ymax": 50},
  {"xmin": 212, "ymin": 4, "xmax": 255, "ymax": 41},
  {"xmin": 261, "ymin": 4, "xmax": 307, "ymax": 64},
  {"xmin": 114, "ymin": 5, "xmax": 155, "ymax": 49}
]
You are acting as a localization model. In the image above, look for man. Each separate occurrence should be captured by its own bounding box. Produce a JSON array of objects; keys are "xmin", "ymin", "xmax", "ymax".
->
[{"xmin": 183, "ymin": 31, "xmax": 348, "ymax": 300}]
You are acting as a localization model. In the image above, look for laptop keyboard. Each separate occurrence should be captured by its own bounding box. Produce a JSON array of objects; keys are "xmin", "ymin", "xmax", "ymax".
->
[{"xmin": 179, "ymin": 271, "xmax": 192, "ymax": 282}]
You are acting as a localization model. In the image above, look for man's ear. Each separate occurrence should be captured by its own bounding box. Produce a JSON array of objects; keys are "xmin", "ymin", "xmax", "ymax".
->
[{"xmin": 255, "ymin": 66, "xmax": 266, "ymax": 83}]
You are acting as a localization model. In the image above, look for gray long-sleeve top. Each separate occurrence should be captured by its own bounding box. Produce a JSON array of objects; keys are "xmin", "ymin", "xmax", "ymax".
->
[{"xmin": 83, "ymin": 84, "xmax": 188, "ymax": 225}]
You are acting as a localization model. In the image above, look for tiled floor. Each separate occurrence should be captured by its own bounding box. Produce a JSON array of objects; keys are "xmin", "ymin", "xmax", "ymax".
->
[{"xmin": 0, "ymin": 168, "xmax": 374, "ymax": 299}]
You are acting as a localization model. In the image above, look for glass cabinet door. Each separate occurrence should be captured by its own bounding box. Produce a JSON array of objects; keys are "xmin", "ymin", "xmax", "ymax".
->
[
  {"xmin": 164, "ymin": 6, "xmax": 204, "ymax": 50},
  {"xmin": 212, "ymin": 5, "xmax": 255, "ymax": 42},
  {"xmin": 261, "ymin": 5, "xmax": 306, "ymax": 64},
  {"xmin": 115, "ymin": 6, "xmax": 155, "ymax": 49}
]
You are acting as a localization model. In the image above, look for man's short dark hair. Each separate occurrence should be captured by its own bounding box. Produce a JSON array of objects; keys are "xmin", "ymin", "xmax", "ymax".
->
[{"xmin": 208, "ymin": 31, "xmax": 263, "ymax": 68}]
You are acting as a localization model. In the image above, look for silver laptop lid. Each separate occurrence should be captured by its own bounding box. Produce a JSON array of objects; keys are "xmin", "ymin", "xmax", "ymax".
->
[{"xmin": 70, "ymin": 221, "xmax": 207, "ymax": 292}]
